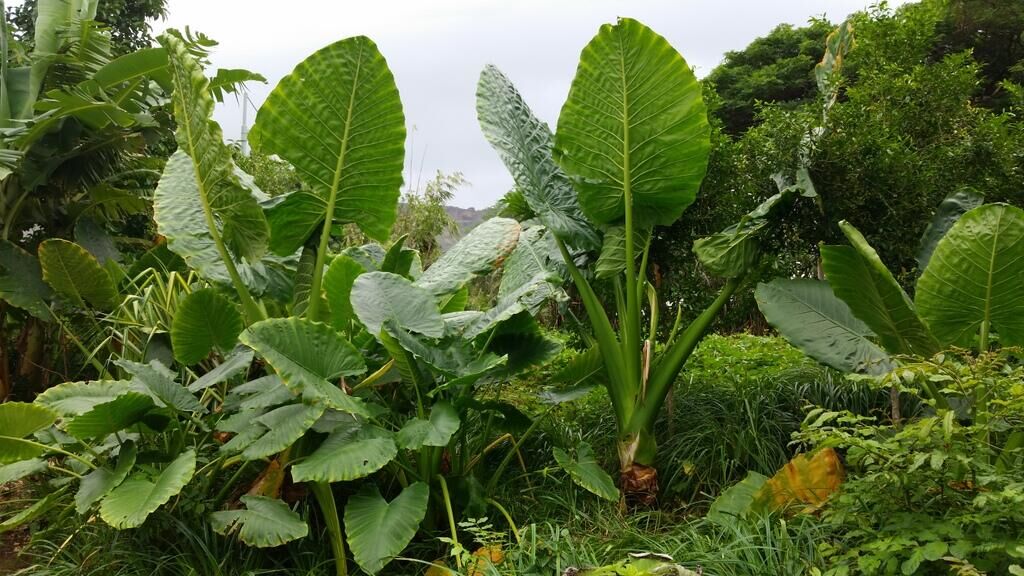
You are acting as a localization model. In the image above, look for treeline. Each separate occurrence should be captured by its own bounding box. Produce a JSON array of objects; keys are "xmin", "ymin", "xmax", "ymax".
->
[{"xmin": 654, "ymin": 0, "xmax": 1024, "ymax": 330}]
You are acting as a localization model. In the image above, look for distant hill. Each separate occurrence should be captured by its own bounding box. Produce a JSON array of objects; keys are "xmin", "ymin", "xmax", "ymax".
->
[
  {"xmin": 445, "ymin": 205, "xmax": 489, "ymax": 233},
  {"xmin": 440, "ymin": 205, "xmax": 491, "ymax": 249}
]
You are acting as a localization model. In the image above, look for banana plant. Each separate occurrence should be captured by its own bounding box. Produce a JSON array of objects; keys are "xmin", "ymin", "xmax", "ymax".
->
[
  {"xmin": 477, "ymin": 18, "xmax": 782, "ymax": 503},
  {"xmin": 756, "ymin": 200, "xmax": 1024, "ymax": 376}
]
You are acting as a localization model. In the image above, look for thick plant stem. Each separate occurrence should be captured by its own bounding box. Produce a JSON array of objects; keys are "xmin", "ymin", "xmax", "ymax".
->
[
  {"xmin": 310, "ymin": 482, "xmax": 348, "ymax": 576},
  {"xmin": 198, "ymin": 188, "xmax": 263, "ymax": 323},
  {"xmin": 631, "ymin": 277, "xmax": 742, "ymax": 443}
]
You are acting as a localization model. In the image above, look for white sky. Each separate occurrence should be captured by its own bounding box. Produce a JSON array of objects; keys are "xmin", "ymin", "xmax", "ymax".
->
[{"xmin": 148, "ymin": 0, "xmax": 901, "ymax": 208}]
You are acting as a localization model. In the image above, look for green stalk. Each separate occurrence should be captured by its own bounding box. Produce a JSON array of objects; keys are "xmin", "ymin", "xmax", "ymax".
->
[
  {"xmin": 485, "ymin": 408, "xmax": 551, "ymax": 494},
  {"xmin": 200, "ymin": 200, "xmax": 263, "ymax": 324},
  {"xmin": 310, "ymin": 482, "xmax": 348, "ymax": 576},
  {"xmin": 632, "ymin": 277, "xmax": 740, "ymax": 436},
  {"xmin": 620, "ymin": 83, "xmax": 642, "ymax": 420},
  {"xmin": 555, "ymin": 239, "xmax": 630, "ymax": 425},
  {"xmin": 306, "ymin": 57, "xmax": 359, "ymax": 320},
  {"xmin": 436, "ymin": 475, "xmax": 462, "ymax": 570}
]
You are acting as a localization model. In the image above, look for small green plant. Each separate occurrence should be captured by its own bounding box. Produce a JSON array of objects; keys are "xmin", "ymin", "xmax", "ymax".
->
[{"xmin": 798, "ymin": 351, "xmax": 1024, "ymax": 574}]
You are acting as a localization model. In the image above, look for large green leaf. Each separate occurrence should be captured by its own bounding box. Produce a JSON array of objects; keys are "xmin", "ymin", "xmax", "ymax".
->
[
  {"xmin": 75, "ymin": 441, "xmax": 137, "ymax": 514},
  {"xmin": 594, "ymin": 226, "xmax": 650, "ymax": 279},
  {"xmin": 38, "ymin": 239, "xmax": 118, "ymax": 310},
  {"xmin": 344, "ymin": 482, "xmax": 429, "ymax": 575},
  {"xmin": 210, "ymin": 495, "xmax": 308, "ymax": 548},
  {"xmin": 351, "ymin": 271, "xmax": 444, "ymax": 338},
  {"xmin": 171, "ymin": 288, "xmax": 243, "ymax": 364},
  {"xmin": 916, "ymin": 189, "xmax": 985, "ymax": 272},
  {"xmin": 99, "ymin": 449, "xmax": 196, "ymax": 529},
  {"xmin": 554, "ymin": 18, "xmax": 710, "ymax": 227},
  {"xmin": 693, "ymin": 188, "xmax": 798, "ymax": 279},
  {"xmin": 822, "ymin": 222, "xmax": 938, "ymax": 357},
  {"xmin": 755, "ymin": 279, "xmax": 891, "ymax": 374},
  {"xmin": 0, "ymin": 240, "xmax": 51, "ymax": 319},
  {"xmin": 917, "ymin": 204, "xmax": 1024, "ymax": 348},
  {"xmin": 0, "ymin": 403, "xmax": 57, "ymax": 464},
  {"xmin": 153, "ymin": 152, "xmax": 284, "ymax": 295},
  {"xmin": 476, "ymin": 65, "xmax": 598, "ymax": 250},
  {"xmin": 0, "ymin": 459, "xmax": 48, "ymax": 485},
  {"xmin": 35, "ymin": 380, "xmax": 132, "ymax": 416},
  {"xmin": 66, "ymin": 392, "xmax": 155, "ymax": 439},
  {"xmin": 414, "ymin": 217, "xmax": 520, "ymax": 297},
  {"xmin": 250, "ymin": 35, "xmax": 405, "ymax": 247},
  {"xmin": 395, "ymin": 402, "xmax": 460, "ymax": 450},
  {"xmin": 116, "ymin": 360, "xmax": 203, "ymax": 413},
  {"xmin": 323, "ymin": 254, "xmax": 365, "ymax": 332},
  {"xmin": 553, "ymin": 442, "xmax": 619, "ymax": 502},
  {"xmin": 158, "ymin": 32, "xmax": 268, "ymax": 262},
  {"xmin": 290, "ymin": 423, "xmax": 396, "ymax": 483},
  {"xmin": 707, "ymin": 471, "xmax": 768, "ymax": 526},
  {"xmin": 239, "ymin": 317, "xmax": 366, "ymax": 397},
  {"xmin": 187, "ymin": 349, "xmax": 253, "ymax": 392},
  {"xmin": 241, "ymin": 402, "xmax": 325, "ymax": 461}
]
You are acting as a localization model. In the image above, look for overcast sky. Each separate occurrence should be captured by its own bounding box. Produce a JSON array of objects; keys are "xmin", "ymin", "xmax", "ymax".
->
[{"xmin": 150, "ymin": 0, "xmax": 902, "ymax": 209}]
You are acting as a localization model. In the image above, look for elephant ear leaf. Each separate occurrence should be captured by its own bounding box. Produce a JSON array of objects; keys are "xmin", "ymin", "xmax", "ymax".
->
[
  {"xmin": 755, "ymin": 279, "xmax": 892, "ymax": 375},
  {"xmin": 916, "ymin": 188, "xmax": 984, "ymax": 272},
  {"xmin": 0, "ymin": 240, "xmax": 52, "ymax": 320},
  {"xmin": 250, "ymin": 35, "xmax": 405, "ymax": 249},
  {"xmin": 0, "ymin": 403, "xmax": 57, "ymax": 464},
  {"xmin": 351, "ymin": 271, "xmax": 444, "ymax": 339},
  {"xmin": 99, "ymin": 449, "xmax": 196, "ymax": 529},
  {"xmin": 553, "ymin": 442, "xmax": 619, "ymax": 502},
  {"xmin": 171, "ymin": 288, "xmax": 243, "ymax": 365},
  {"xmin": 917, "ymin": 204, "xmax": 1024, "ymax": 348},
  {"xmin": 344, "ymin": 482, "xmax": 429, "ymax": 575},
  {"xmin": 476, "ymin": 65, "xmax": 598, "ymax": 251},
  {"xmin": 210, "ymin": 495, "xmax": 308, "ymax": 548},
  {"xmin": 157, "ymin": 32, "xmax": 268, "ymax": 263},
  {"xmin": 38, "ymin": 239, "xmax": 118, "ymax": 311},
  {"xmin": 75, "ymin": 441, "xmax": 137, "ymax": 514},
  {"xmin": 821, "ymin": 222, "xmax": 938, "ymax": 357},
  {"xmin": 554, "ymin": 17, "xmax": 711, "ymax": 228},
  {"xmin": 413, "ymin": 217, "xmax": 521, "ymax": 297},
  {"xmin": 239, "ymin": 318, "xmax": 367, "ymax": 395}
]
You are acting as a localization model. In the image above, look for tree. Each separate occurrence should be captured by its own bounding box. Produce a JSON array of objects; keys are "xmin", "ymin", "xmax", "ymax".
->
[
  {"xmin": 391, "ymin": 171, "xmax": 462, "ymax": 265},
  {"xmin": 705, "ymin": 20, "xmax": 832, "ymax": 134},
  {"xmin": 7, "ymin": 0, "xmax": 167, "ymax": 54}
]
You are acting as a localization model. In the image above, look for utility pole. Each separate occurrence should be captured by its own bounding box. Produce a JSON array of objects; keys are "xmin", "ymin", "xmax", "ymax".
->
[{"xmin": 240, "ymin": 89, "xmax": 251, "ymax": 156}]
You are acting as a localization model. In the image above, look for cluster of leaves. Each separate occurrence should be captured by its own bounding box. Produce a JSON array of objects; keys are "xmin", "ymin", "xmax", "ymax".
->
[
  {"xmin": 798, "ymin": 351, "xmax": 1024, "ymax": 575},
  {"xmin": 652, "ymin": 0, "xmax": 1024, "ymax": 331}
]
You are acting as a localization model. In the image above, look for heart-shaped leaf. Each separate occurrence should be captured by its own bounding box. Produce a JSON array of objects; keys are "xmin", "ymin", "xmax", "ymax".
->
[
  {"xmin": 554, "ymin": 18, "xmax": 710, "ymax": 227},
  {"xmin": 66, "ymin": 393, "xmax": 155, "ymax": 439},
  {"xmin": 351, "ymin": 271, "xmax": 444, "ymax": 338},
  {"xmin": 38, "ymin": 239, "xmax": 118, "ymax": 310},
  {"xmin": 396, "ymin": 402, "xmax": 460, "ymax": 450},
  {"xmin": 240, "ymin": 317, "xmax": 366, "ymax": 395},
  {"xmin": 344, "ymin": 482, "xmax": 429, "ymax": 575},
  {"xmin": 291, "ymin": 423, "xmax": 396, "ymax": 483},
  {"xmin": 75, "ymin": 441, "xmax": 137, "ymax": 514},
  {"xmin": 0, "ymin": 403, "xmax": 57, "ymax": 464},
  {"xmin": 917, "ymin": 204, "xmax": 1024, "ymax": 348},
  {"xmin": 99, "ymin": 449, "xmax": 196, "ymax": 528},
  {"xmin": 413, "ymin": 218, "xmax": 520, "ymax": 298},
  {"xmin": 171, "ymin": 288, "xmax": 243, "ymax": 364},
  {"xmin": 553, "ymin": 442, "xmax": 618, "ymax": 502},
  {"xmin": 251, "ymin": 35, "xmax": 405, "ymax": 247},
  {"xmin": 210, "ymin": 495, "xmax": 308, "ymax": 548}
]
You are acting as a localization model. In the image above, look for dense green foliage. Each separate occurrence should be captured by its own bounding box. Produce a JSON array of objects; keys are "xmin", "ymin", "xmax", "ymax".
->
[
  {"xmin": 654, "ymin": 0, "xmax": 1024, "ymax": 331},
  {"xmin": 3, "ymin": 2, "xmax": 1024, "ymax": 576}
]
